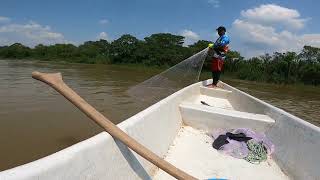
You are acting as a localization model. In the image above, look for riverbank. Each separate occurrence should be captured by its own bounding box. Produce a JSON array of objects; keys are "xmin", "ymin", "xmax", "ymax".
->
[
  {"xmin": 2, "ymin": 58, "xmax": 319, "ymax": 89},
  {"xmin": 1, "ymin": 35, "xmax": 319, "ymax": 85},
  {"xmin": 200, "ymin": 70, "xmax": 320, "ymax": 90},
  {"xmin": 4, "ymin": 56, "xmax": 320, "ymax": 87}
]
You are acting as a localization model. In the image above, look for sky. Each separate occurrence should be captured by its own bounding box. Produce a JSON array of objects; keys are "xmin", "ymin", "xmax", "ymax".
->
[{"xmin": 1, "ymin": 0, "xmax": 320, "ymax": 57}]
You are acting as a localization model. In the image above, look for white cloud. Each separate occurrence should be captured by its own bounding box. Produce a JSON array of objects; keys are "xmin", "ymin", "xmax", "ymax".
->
[
  {"xmin": 180, "ymin": 29, "xmax": 200, "ymax": 45},
  {"xmin": 0, "ymin": 20, "xmax": 68, "ymax": 47},
  {"xmin": 208, "ymin": 0, "xmax": 220, "ymax": 8},
  {"xmin": 230, "ymin": 4, "xmax": 320, "ymax": 57},
  {"xmin": 181, "ymin": 30, "xmax": 200, "ymax": 40},
  {"xmin": 300, "ymin": 34, "xmax": 320, "ymax": 47},
  {"xmin": 240, "ymin": 4, "xmax": 306, "ymax": 30},
  {"xmin": 0, "ymin": 16, "xmax": 10, "ymax": 23},
  {"xmin": 99, "ymin": 19, "xmax": 109, "ymax": 25},
  {"xmin": 231, "ymin": 20, "xmax": 300, "ymax": 56},
  {"xmin": 97, "ymin": 32, "xmax": 109, "ymax": 40}
]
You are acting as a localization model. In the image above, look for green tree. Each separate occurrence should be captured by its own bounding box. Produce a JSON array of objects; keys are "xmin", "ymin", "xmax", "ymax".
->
[
  {"xmin": 78, "ymin": 39, "xmax": 111, "ymax": 63},
  {"xmin": 189, "ymin": 40, "xmax": 212, "ymax": 53},
  {"xmin": 299, "ymin": 46, "xmax": 320, "ymax": 63},
  {"xmin": 0, "ymin": 43, "xmax": 31, "ymax": 59},
  {"xmin": 110, "ymin": 34, "xmax": 140, "ymax": 64},
  {"xmin": 142, "ymin": 33, "xmax": 189, "ymax": 66},
  {"xmin": 0, "ymin": 33, "xmax": 319, "ymax": 86},
  {"xmin": 224, "ymin": 50, "xmax": 244, "ymax": 73},
  {"xmin": 33, "ymin": 44, "xmax": 49, "ymax": 59}
]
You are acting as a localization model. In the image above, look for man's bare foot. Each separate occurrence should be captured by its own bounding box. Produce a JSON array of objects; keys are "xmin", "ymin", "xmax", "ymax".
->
[{"xmin": 206, "ymin": 84, "xmax": 217, "ymax": 88}]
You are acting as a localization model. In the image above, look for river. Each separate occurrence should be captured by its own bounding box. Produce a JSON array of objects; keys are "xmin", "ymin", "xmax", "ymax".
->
[{"xmin": 0, "ymin": 59, "xmax": 319, "ymax": 171}]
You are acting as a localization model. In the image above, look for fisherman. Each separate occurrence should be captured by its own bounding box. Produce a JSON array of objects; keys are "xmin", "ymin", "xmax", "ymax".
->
[{"xmin": 208, "ymin": 26, "xmax": 230, "ymax": 88}]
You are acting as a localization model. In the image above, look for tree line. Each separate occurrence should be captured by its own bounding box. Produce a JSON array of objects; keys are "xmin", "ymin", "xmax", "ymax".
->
[
  {"xmin": 0, "ymin": 33, "xmax": 319, "ymax": 85},
  {"xmin": 223, "ymin": 46, "xmax": 320, "ymax": 85}
]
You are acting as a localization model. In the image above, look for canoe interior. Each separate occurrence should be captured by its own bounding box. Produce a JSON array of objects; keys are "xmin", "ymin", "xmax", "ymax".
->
[
  {"xmin": 0, "ymin": 79, "xmax": 319, "ymax": 180},
  {"xmin": 153, "ymin": 126, "xmax": 288, "ymax": 180}
]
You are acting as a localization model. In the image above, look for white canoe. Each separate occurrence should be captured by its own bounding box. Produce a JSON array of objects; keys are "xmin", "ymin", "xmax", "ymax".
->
[{"xmin": 0, "ymin": 80, "xmax": 319, "ymax": 180}]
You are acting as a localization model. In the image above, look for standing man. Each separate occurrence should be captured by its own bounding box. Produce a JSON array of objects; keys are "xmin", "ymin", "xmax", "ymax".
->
[{"xmin": 208, "ymin": 26, "xmax": 230, "ymax": 88}]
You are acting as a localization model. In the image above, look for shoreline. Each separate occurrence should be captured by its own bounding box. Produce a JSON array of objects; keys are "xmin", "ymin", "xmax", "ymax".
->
[{"xmin": 1, "ymin": 58, "xmax": 319, "ymax": 89}]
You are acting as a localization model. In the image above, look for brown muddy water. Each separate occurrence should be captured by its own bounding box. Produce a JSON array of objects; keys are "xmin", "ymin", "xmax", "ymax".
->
[{"xmin": 0, "ymin": 59, "xmax": 319, "ymax": 171}]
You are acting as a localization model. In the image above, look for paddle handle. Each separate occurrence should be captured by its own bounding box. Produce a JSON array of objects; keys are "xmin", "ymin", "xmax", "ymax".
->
[{"xmin": 32, "ymin": 71, "xmax": 197, "ymax": 180}]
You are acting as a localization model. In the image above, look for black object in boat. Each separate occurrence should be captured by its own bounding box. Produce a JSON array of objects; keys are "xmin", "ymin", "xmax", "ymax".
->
[
  {"xmin": 201, "ymin": 101, "xmax": 211, "ymax": 106},
  {"xmin": 226, "ymin": 132, "xmax": 252, "ymax": 142},
  {"xmin": 212, "ymin": 133, "xmax": 252, "ymax": 150},
  {"xmin": 212, "ymin": 135, "xmax": 229, "ymax": 149}
]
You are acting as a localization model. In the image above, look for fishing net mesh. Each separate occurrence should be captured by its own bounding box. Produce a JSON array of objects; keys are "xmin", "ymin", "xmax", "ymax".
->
[{"xmin": 127, "ymin": 48, "xmax": 208, "ymax": 105}]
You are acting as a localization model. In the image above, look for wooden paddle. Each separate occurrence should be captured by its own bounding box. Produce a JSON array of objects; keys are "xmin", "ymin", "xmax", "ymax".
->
[{"xmin": 32, "ymin": 71, "xmax": 197, "ymax": 180}]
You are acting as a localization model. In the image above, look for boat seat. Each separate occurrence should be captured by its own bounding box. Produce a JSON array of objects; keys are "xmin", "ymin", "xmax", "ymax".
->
[
  {"xmin": 184, "ymin": 95, "xmax": 234, "ymax": 110},
  {"xmin": 179, "ymin": 103, "xmax": 275, "ymax": 132},
  {"xmin": 200, "ymin": 86, "xmax": 232, "ymax": 99}
]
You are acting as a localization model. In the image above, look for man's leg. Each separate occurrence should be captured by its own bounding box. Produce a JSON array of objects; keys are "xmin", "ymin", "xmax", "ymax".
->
[{"xmin": 212, "ymin": 71, "xmax": 221, "ymax": 86}]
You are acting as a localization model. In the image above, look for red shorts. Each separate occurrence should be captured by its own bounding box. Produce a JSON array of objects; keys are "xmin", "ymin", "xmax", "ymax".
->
[{"xmin": 211, "ymin": 57, "xmax": 224, "ymax": 71}]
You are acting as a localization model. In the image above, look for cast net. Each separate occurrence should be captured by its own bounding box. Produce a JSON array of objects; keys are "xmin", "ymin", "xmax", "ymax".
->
[{"xmin": 127, "ymin": 48, "xmax": 208, "ymax": 105}]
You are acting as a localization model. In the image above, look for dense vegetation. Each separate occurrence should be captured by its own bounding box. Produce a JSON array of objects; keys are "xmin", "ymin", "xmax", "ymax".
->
[
  {"xmin": 223, "ymin": 47, "xmax": 320, "ymax": 85},
  {"xmin": 0, "ymin": 33, "xmax": 319, "ymax": 85}
]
